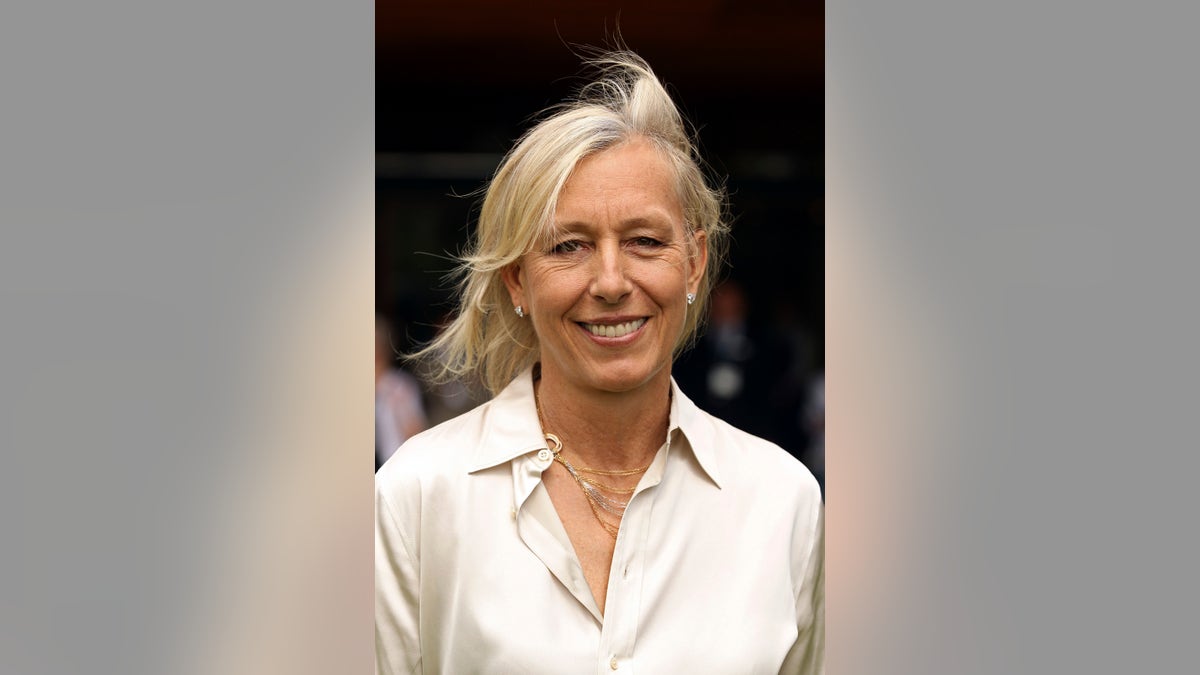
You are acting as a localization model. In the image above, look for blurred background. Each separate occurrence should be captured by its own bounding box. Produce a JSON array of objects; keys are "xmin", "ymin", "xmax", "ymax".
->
[{"xmin": 376, "ymin": 0, "xmax": 824, "ymax": 488}]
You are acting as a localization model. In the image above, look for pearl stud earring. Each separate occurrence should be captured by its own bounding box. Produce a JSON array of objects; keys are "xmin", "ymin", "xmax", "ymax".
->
[
  {"xmin": 514, "ymin": 305, "xmax": 525, "ymax": 318},
  {"xmin": 686, "ymin": 293, "xmax": 696, "ymax": 305}
]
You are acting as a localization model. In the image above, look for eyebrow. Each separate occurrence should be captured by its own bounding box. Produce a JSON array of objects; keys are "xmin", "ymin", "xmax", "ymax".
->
[{"xmin": 553, "ymin": 213, "xmax": 678, "ymax": 233}]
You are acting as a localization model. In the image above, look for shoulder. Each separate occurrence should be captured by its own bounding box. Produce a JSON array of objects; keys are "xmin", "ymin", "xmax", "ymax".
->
[
  {"xmin": 375, "ymin": 402, "xmax": 498, "ymax": 555},
  {"xmin": 680, "ymin": 406, "xmax": 823, "ymax": 589},
  {"xmin": 375, "ymin": 400, "xmax": 501, "ymax": 527},
  {"xmin": 377, "ymin": 402, "xmax": 489, "ymax": 483},
  {"xmin": 377, "ymin": 369, "xmax": 537, "ymax": 500},
  {"xmin": 685, "ymin": 405, "xmax": 822, "ymax": 507}
]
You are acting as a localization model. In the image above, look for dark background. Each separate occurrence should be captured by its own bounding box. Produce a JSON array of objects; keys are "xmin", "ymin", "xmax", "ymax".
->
[{"xmin": 377, "ymin": 1, "xmax": 824, "ymax": 481}]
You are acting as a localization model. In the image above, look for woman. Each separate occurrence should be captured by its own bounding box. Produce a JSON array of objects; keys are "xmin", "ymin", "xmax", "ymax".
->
[{"xmin": 376, "ymin": 52, "xmax": 824, "ymax": 674}]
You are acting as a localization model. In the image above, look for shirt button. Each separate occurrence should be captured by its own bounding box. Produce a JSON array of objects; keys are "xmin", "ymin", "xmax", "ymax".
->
[
  {"xmin": 609, "ymin": 656, "xmax": 619, "ymax": 670},
  {"xmin": 537, "ymin": 449, "xmax": 552, "ymax": 462}
]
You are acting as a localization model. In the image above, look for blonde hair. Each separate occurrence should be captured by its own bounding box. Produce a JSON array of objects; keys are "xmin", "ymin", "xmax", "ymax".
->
[{"xmin": 412, "ymin": 51, "xmax": 730, "ymax": 395}]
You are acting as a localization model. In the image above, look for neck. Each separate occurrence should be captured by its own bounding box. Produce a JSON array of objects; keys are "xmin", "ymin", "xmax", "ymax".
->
[{"xmin": 534, "ymin": 368, "xmax": 671, "ymax": 471}]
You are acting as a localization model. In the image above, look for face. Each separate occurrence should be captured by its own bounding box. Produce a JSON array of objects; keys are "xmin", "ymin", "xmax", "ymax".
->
[{"xmin": 503, "ymin": 138, "xmax": 707, "ymax": 397}]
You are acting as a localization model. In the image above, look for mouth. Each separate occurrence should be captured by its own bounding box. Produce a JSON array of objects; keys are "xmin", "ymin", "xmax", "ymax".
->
[{"xmin": 579, "ymin": 318, "xmax": 647, "ymax": 338}]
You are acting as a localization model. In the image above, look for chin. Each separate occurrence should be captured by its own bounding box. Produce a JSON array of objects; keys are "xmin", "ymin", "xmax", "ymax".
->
[{"xmin": 581, "ymin": 359, "xmax": 668, "ymax": 394}]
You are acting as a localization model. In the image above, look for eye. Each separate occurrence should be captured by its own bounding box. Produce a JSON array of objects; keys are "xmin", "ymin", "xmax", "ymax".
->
[
  {"xmin": 632, "ymin": 236, "xmax": 664, "ymax": 248},
  {"xmin": 549, "ymin": 239, "xmax": 585, "ymax": 255}
]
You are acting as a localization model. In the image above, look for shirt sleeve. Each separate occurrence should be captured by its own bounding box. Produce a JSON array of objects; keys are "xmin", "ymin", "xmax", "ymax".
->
[
  {"xmin": 376, "ymin": 484, "xmax": 422, "ymax": 674},
  {"xmin": 780, "ymin": 502, "xmax": 824, "ymax": 675}
]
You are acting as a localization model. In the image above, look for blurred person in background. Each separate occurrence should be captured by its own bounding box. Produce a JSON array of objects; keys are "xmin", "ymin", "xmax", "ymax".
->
[
  {"xmin": 675, "ymin": 280, "xmax": 818, "ymax": 474},
  {"xmin": 675, "ymin": 279, "xmax": 790, "ymax": 448},
  {"xmin": 421, "ymin": 310, "xmax": 489, "ymax": 427},
  {"xmin": 375, "ymin": 315, "xmax": 429, "ymax": 471},
  {"xmin": 375, "ymin": 52, "xmax": 823, "ymax": 673}
]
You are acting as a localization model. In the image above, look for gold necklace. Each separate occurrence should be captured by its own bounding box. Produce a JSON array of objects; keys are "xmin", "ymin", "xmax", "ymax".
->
[{"xmin": 535, "ymin": 392, "xmax": 652, "ymax": 539}]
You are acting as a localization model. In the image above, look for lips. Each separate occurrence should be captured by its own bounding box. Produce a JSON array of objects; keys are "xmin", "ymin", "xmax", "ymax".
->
[{"xmin": 581, "ymin": 318, "xmax": 646, "ymax": 338}]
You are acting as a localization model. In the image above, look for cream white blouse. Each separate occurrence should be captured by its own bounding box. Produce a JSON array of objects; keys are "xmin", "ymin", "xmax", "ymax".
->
[{"xmin": 375, "ymin": 368, "xmax": 824, "ymax": 674}]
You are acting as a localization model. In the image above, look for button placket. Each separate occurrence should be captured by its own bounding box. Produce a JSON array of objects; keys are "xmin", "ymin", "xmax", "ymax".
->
[{"xmin": 604, "ymin": 498, "xmax": 644, "ymax": 674}]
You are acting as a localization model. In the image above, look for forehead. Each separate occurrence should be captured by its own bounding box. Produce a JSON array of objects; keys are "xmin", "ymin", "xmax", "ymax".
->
[{"xmin": 553, "ymin": 139, "xmax": 683, "ymax": 227}]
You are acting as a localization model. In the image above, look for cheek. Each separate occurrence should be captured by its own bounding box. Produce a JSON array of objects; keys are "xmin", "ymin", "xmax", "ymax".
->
[
  {"xmin": 639, "ymin": 264, "xmax": 690, "ymax": 299},
  {"xmin": 527, "ymin": 268, "xmax": 584, "ymax": 309}
]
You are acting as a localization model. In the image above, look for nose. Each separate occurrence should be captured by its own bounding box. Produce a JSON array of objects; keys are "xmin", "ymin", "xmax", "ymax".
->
[{"xmin": 589, "ymin": 242, "xmax": 634, "ymax": 304}]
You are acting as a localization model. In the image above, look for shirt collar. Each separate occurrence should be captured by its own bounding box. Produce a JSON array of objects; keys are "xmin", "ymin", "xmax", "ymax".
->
[
  {"xmin": 466, "ymin": 367, "xmax": 548, "ymax": 474},
  {"xmin": 668, "ymin": 377, "xmax": 724, "ymax": 489},
  {"xmin": 466, "ymin": 366, "xmax": 724, "ymax": 489}
]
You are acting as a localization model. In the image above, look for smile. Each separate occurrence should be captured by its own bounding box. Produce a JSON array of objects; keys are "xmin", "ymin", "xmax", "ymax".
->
[{"xmin": 581, "ymin": 318, "xmax": 646, "ymax": 338}]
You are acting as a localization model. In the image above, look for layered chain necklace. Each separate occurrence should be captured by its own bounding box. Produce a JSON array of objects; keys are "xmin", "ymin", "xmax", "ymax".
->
[{"xmin": 535, "ymin": 390, "xmax": 653, "ymax": 539}]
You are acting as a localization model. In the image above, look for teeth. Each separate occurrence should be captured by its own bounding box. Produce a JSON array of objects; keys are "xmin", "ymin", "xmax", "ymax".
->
[{"xmin": 585, "ymin": 318, "xmax": 645, "ymax": 338}]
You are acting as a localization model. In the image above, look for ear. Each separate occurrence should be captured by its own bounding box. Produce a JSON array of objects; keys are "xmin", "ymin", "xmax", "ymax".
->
[
  {"xmin": 501, "ymin": 260, "xmax": 525, "ymax": 310},
  {"xmin": 687, "ymin": 229, "xmax": 708, "ymax": 294}
]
